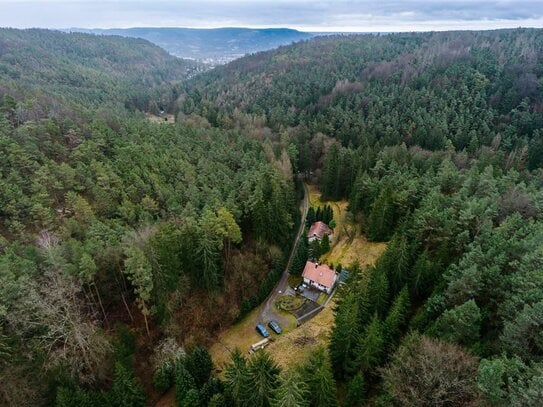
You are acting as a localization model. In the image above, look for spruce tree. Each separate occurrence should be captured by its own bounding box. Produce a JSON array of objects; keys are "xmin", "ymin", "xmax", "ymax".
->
[
  {"xmin": 329, "ymin": 290, "xmax": 360, "ymax": 378},
  {"xmin": 309, "ymin": 239, "xmax": 321, "ymax": 260},
  {"xmin": 186, "ymin": 347, "xmax": 214, "ymax": 388},
  {"xmin": 109, "ymin": 363, "xmax": 146, "ymax": 407},
  {"xmin": 224, "ymin": 349, "xmax": 248, "ymax": 406},
  {"xmin": 320, "ymin": 233, "xmax": 331, "ymax": 254},
  {"xmin": 175, "ymin": 362, "xmax": 196, "ymax": 406},
  {"xmin": 303, "ymin": 348, "xmax": 338, "ymax": 407},
  {"xmin": 306, "ymin": 207, "xmax": 316, "ymax": 226},
  {"xmin": 271, "ymin": 371, "xmax": 309, "ymax": 407},
  {"xmin": 181, "ymin": 388, "xmax": 200, "ymax": 407},
  {"xmin": 355, "ymin": 314, "xmax": 384, "ymax": 374},
  {"xmin": 244, "ymin": 351, "xmax": 281, "ymax": 407},
  {"xmin": 382, "ymin": 286, "xmax": 410, "ymax": 352},
  {"xmin": 315, "ymin": 206, "xmax": 323, "ymax": 222},
  {"xmin": 344, "ymin": 372, "xmax": 367, "ymax": 407}
]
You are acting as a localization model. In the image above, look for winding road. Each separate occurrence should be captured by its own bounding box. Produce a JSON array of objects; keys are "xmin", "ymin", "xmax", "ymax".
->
[{"xmin": 258, "ymin": 181, "xmax": 309, "ymax": 327}]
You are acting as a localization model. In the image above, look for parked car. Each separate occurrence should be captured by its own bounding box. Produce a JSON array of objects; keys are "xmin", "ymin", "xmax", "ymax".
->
[
  {"xmin": 255, "ymin": 323, "xmax": 270, "ymax": 338},
  {"xmin": 268, "ymin": 320, "xmax": 282, "ymax": 334}
]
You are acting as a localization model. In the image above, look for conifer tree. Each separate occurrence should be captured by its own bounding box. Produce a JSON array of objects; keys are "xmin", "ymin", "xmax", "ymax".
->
[
  {"xmin": 382, "ymin": 287, "xmax": 410, "ymax": 352},
  {"xmin": 186, "ymin": 347, "xmax": 214, "ymax": 388},
  {"xmin": 175, "ymin": 363, "xmax": 196, "ymax": 406},
  {"xmin": 244, "ymin": 351, "xmax": 281, "ymax": 407},
  {"xmin": 302, "ymin": 348, "xmax": 338, "ymax": 407},
  {"xmin": 181, "ymin": 389, "xmax": 200, "ymax": 407},
  {"xmin": 329, "ymin": 289, "xmax": 360, "ymax": 378},
  {"xmin": 309, "ymin": 239, "xmax": 321, "ymax": 260},
  {"xmin": 224, "ymin": 349, "xmax": 248, "ymax": 406},
  {"xmin": 366, "ymin": 187, "xmax": 395, "ymax": 241},
  {"xmin": 344, "ymin": 372, "xmax": 367, "ymax": 407},
  {"xmin": 315, "ymin": 206, "xmax": 323, "ymax": 222},
  {"xmin": 355, "ymin": 314, "xmax": 384, "ymax": 374},
  {"xmin": 306, "ymin": 207, "xmax": 316, "ymax": 226},
  {"xmin": 109, "ymin": 363, "xmax": 146, "ymax": 407},
  {"xmin": 320, "ymin": 233, "xmax": 331, "ymax": 254},
  {"xmin": 271, "ymin": 371, "xmax": 309, "ymax": 407}
]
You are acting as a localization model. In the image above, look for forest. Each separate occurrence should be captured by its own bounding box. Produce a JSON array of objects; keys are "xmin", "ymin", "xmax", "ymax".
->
[{"xmin": 1, "ymin": 27, "xmax": 543, "ymax": 406}]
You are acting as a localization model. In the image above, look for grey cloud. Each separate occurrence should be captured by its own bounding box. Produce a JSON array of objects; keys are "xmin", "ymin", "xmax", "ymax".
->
[{"xmin": 0, "ymin": 0, "xmax": 541, "ymax": 30}]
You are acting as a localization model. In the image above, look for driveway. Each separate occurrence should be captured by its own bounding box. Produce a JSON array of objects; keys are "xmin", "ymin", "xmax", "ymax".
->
[{"xmin": 258, "ymin": 182, "xmax": 309, "ymax": 328}]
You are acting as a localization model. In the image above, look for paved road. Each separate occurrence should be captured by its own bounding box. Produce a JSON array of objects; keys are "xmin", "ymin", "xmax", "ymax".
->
[{"xmin": 258, "ymin": 182, "xmax": 309, "ymax": 327}]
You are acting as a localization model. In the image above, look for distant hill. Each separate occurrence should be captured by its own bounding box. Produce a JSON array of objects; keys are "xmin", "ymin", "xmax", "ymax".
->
[
  {"xmin": 0, "ymin": 28, "xmax": 201, "ymax": 117},
  {"xmin": 68, "ymin": 27, "xmax": 315, "ymax": 64}
]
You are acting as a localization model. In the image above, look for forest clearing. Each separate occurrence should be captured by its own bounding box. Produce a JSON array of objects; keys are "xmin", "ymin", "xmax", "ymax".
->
[{"xmin": 307, "ymin": 184, "xmax": 387, "ymax": 268}]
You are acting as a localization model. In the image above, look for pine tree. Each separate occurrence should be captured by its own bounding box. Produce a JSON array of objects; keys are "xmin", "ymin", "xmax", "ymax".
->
[
  {"xmin": 344, "ymin": 372, "xmax": 367, "ymax": 407},
  {"xmin": 366, "ymin": 187, "xmax": 395, "ymax": 242},
  {"xmin": 123, "ymin": 246, "xmax": 153, "ymax": 336},
  {"xmin": 355, "ymin": 314, "xmax": 384, "ymax": 374},
  {"xmin": 224, "ymin": 349, "xmax": 248, "ymax": 406},
  {"xmin": 271, "ymin": 371, "xmax": 309, "ymax": 407},
  {"xmin": 315, "ymin": 206, "xmax": 323, "ymax": 222},
  {"xmin": 382, "ymin": 287, "xmax": 410, "ymax": 352},
  {"xmin": 109, "ymin": 363, "xmax": 146, "ymax": 407},
  {"xmin": 306, "ymin": 207, "xmax": 316, "ymax": 226},
  {"xmin": 244, "ymin": 351, "xmax": 281, "ymax": 407},
  {"xmin": 302, "ymin": 348, "xmax": 338, "ymax": 407},
  {"xmin": 367, "ymin": 268, "xmax": 389, "ymax": 318},
  {"xmin": 309, "ymin": 239, "xmax": 321, "ymax": 260},
  {"xmin": 329, "ymin": 289, "xmax": 360, "ymax": 378},
  {"xmin": 186, "ymin": 347, "xmax": 214, "ymax": 388},
  {"xmin": 175, "ymin": 362, "xmax": 196, "ymax": 406},
  {"xmin": 208, "ymin": 393, "xmax": 227, "ymax": 407},
  {"xmin": 289, "ymin": 236, "xmax": 308, "ymax": 275},
  {"xmin": 181, "ymin": 388, "xmax": 200, "ymax": 407},
  {"xmin": 320, "ymin": 233, "xmax": 331, "ymax": 254}
]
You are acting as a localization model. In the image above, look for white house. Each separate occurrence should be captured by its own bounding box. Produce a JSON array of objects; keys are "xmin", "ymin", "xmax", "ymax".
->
[{"xmin": 302, "ymin": 261, "xmax": 337, "ymax": 294}]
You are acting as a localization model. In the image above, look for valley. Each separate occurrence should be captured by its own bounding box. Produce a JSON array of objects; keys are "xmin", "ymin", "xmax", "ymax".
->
[{"xmin": 1, "ymin": 26, "xmax": 543, "ymax": 407}]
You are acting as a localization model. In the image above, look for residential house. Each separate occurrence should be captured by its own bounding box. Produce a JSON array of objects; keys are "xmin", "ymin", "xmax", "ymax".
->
[
  {"xmin": 302, "ymin": 261, "xmax": 337, "ymax": 294},
  {"xmin": 307, "ymin": 221, "xmax": 333, "ymax": 242}
]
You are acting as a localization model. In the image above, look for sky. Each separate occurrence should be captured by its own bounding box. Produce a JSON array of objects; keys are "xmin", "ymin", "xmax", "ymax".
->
[{"xmin": 0, "ymin": 0, "xmax": 542, "ymax": 32}]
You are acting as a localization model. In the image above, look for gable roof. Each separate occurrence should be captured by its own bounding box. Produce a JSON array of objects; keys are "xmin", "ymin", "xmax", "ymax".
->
[
  {"xmin": 308, "ymin": 221, "xmax": 333, "ymax": 239},
  {"xmin": 302, "ymin": 261, "xmax": 337, "ymax": 288}
]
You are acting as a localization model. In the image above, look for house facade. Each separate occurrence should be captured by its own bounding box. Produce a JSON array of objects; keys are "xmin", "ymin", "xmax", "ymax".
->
[{"xmin": 302, "ymin": 261, "xmax": 337, "ymax": 294}]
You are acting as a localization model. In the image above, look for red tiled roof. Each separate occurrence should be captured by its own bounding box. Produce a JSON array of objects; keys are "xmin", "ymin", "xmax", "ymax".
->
[
  {"xmin": 307, "ymin": 221, "xmax": 333, "ymax": 239},
  {"xmin": 302, "ymin": 261, "xmax": 337, "ymax": 288}
]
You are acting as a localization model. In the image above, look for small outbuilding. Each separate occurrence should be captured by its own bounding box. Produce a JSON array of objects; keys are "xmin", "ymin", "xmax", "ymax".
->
[{"xmin": 307, "ymin": 221, "xmax": 333, "ymax": 242}]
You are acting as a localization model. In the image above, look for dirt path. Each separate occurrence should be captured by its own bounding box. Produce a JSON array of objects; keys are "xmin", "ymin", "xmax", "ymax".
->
[{"xmin": 258, "ymin": 181, "xmax": 309, "ymax": 327}]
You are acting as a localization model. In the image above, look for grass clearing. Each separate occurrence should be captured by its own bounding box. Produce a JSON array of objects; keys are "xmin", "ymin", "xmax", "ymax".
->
[
  {"xmin": 307, "ymin": 183, "xmax": 387, "ymax": 268},
  {"xmin": 265, "ymin": 298, "xmax": 336, "ymax": 369},
  {"xmin": 146, "ymin": 113, "xmax": 175, "ymax": 123},
  {"xmin": 209, "ymin": 306, "xmax": 297, "ymax": 373}
]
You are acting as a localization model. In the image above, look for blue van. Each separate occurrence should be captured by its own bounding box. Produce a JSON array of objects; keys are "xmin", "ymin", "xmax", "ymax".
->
[
  {"xmin": 255, "ymin": 323, "xmax": 270, "ymax": 338},
  {"xmin": 268, "ymin": 320, "xmax": 282, "ymax": 334}
]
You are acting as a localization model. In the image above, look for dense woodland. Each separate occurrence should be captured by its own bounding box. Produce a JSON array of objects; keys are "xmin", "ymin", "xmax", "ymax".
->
[
  {"xmin": 0, "ymin": 29, "xmax": 297, "ymax": 406},
  {"xmin": 1, "ymin": 27, "xmax": 543, "ymax": 406}
]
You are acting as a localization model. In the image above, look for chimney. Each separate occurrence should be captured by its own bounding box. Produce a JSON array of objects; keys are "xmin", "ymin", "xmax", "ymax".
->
[{"xmin": 315, "ymin": 262, "xmax": 318, "ymax": 268}]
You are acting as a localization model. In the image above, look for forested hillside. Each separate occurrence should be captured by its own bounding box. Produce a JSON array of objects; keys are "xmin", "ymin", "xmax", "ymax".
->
[
  {"xmin": 179, "ymin": 29, "xmax": 543, "ymax": 405},
  {"xmin": 0, "ymin": 29, "xmax": 297, "ymax": 406},
  {"xmin": 0, "ymin": 28, "xmax": 201, "ymax": 117},
  {"xmin": 70, "ymin": 27, "xmax": 314, "ymax": 64},
  {"xmin": 2, "ymin": 26, "xmax": 543, "ymax": 407}
]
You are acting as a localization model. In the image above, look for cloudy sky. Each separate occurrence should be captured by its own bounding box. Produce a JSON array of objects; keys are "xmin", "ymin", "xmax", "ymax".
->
[{"xmin": 1, "ymin": 0, "xmax": 542, "ymax": 32}]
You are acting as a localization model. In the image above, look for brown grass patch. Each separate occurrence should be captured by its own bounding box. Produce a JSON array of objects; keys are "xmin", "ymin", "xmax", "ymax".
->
[
  {"xmin": 265, "ymin": 298, "xmax": 336, "ymax": 369},
  {"xmin": 307, "ymin": 183, "xmax": 386, "ymax": 269}
]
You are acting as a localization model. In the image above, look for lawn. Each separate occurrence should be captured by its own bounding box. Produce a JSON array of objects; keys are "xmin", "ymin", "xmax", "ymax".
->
[
  {"xmin": 307, "ymin": 183, "xmax": 387, "ymax": 269},
  {"xmin": 265, "ymin": 297, "xmax": 336, "ymax": 369},
  {"xmin": 209, "ymin": 306, "xmax": 297, "ymax": 373}
]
